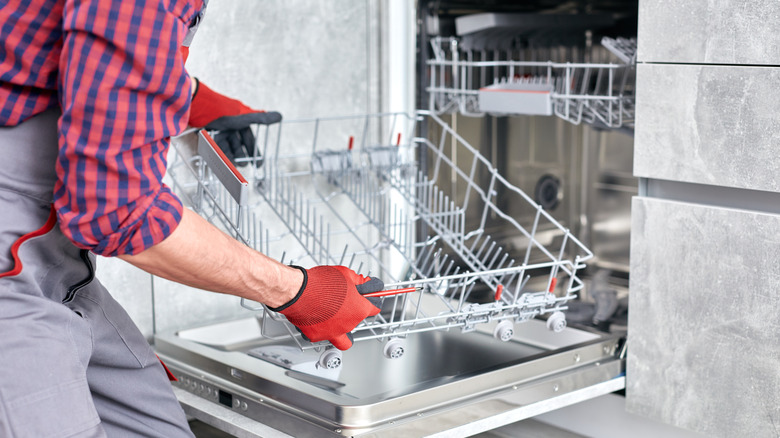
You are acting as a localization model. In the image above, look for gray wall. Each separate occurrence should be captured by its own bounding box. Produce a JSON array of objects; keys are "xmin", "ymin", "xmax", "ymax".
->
[
  {"xmin": 628, "ymin": 0, "xmax": 780, "ymax": 436},
  {"xmin": 97, "ymin": 0, "xmax": 382, "ymax": 338},
  {"xmin": 185, "ymin": 0, "xmax": 382, "ymax": 119}
]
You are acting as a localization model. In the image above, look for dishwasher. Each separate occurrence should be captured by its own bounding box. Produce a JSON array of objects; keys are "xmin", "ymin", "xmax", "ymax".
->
[{"xmin": 155, "ymin": 2, "xmax": 637, "ymax": 436}]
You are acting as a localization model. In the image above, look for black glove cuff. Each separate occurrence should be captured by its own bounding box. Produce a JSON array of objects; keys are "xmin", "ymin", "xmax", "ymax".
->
[
  {"xmin": 268, "ymin": 265, "xmax": 307, "ymax": 312},
  {"xmin": 191, "ymin": 77, "xmax": 201, "ymax": 98}
]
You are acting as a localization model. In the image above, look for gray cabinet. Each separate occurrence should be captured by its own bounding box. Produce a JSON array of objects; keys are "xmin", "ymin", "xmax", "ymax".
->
[
  {"xmin": 630, "ymin": 1, "xmax": 780, "ymax": 436},
  {"xmin": 628, "ymin": 197, "xmax": 780, "ymax": 438},
  {"xmin": 634, "ymin": 64, "xmax": 780, "ymax": 192},
  {"xmin": 638, "ymin": 0, "xmax": 780, "ymax": 65}
]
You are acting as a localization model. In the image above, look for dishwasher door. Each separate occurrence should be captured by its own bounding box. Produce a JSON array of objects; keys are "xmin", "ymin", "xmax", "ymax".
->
[{"xmin": 157, "ymin": 316, "xmax": 623, "ymax": 437}]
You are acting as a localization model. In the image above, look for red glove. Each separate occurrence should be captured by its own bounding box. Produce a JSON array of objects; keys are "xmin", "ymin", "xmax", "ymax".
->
[
  {"xmin": 270, "ymin": 266, "xmax": 383, "ymax": 350},
  {"xmin": 189, "ymin": 78, "xmax": 282, "ymax": 165}
]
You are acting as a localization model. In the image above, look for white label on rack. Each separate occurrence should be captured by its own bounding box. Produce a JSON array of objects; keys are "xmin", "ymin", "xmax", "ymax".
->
[{"xmin": 478, "ymin": 82, "xmax": 554, "ymax": 116}]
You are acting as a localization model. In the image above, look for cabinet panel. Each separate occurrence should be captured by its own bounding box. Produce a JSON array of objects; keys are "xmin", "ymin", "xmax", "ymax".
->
[
  {"xmin": 634, "ymin": 64, "xmax": 780, "ymax": 192},
  {"xmin": 638, "ymin": 0, "xmax": 780, "ymax": 65},
  {"xmin": 628, "ymin": 197, "xmax": 780, "ymax": 437}
]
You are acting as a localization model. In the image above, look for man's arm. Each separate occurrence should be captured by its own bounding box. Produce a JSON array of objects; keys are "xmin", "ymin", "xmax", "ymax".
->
[
  {"xmin": 56, "ymin": 0, "xmax": 198, "ymax": 256},
  {"xmin": 56, "ymin": 0, "xmax": 296, "ymax": 303},
  {"xmin": 57, "ymin": 0, "xmax": 381, "ymax": 349},
  {"xmin": 119, "ymin": 207, "xmax": 300, "ymax": 308},
  {"xmin": 121, "ymin": 207, "xmax": 382, "ymax": 350}
]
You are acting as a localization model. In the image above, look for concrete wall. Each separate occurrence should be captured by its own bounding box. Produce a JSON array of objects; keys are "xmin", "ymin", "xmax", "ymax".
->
[{"xmin": 97, "ymin": 0, "xmax": 383, "ymax": 338}]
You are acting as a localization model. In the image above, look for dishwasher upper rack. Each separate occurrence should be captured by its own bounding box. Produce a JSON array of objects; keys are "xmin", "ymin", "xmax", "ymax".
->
[
  {"xmin": 427, "ymin": 36, "xmax": 636, "ymax": 129},
  {"xmin": 166, "ymin": 111, "xmax": 593, "ymax": 355}
]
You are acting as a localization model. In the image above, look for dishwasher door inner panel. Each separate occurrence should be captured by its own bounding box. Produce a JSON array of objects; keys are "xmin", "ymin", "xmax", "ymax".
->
[{"xmin": 157, "ymin": 318, "xmax": 623, "ymax": 436}]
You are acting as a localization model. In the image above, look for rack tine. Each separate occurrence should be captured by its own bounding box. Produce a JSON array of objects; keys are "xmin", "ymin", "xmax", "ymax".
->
[
  {"xmin": 339, "ymin": 244, "xmax": 348, "ymax": 266},
  {"xmin": 420, "ymin": 248, "xmax": 440, "ymax": 277},
  {"xmin": 461, "ymin": 281, "xmax": 477, "ymax": 306},
  {"xmin": 513, "ymin": 274, "xmax": 531, "ymax": 305},
  {"xmin": 424, "ymin": 249, "xmax": 443, "ymax": 277},
  {"xmin": 320, "ymin": 216, "xmax": 326, "ymax": 264},
  {"xmin": 441, "ymin": 258, "xmax": 455, "ymax": 279},
  {"xmin": 475, "ymin": 237, "xmax": 493, "ymax": 261},
  {"xmin": 486, "ymin": 246, "xmax": 504, "ymax": 272}
]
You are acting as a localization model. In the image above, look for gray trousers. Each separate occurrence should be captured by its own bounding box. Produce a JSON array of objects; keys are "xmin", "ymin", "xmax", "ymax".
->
[{"xmin": 0, "ymin": 110, "xmax": 194, "ymax": 438}]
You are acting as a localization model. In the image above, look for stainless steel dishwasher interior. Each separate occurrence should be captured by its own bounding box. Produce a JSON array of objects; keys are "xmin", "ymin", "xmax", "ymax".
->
[{"xmin": 417, "ymin": 0, "xmax": 638, "ymax": 328}]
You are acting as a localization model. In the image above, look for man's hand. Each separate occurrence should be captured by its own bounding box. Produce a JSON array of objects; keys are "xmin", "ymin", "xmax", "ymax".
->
[
  {"xmin": 189, "ymin": 78, "xmax": 281, "ymax": 165},
  {"xmin": 270, "ymin": 266, "xmax": 383, "ymax": 350}
]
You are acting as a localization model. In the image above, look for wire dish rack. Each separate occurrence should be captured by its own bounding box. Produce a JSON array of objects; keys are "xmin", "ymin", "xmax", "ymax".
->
[
  {"xmin": 167, "ymin": 111, "xmax": 592, "ymax": 364},
  {"xmin": 427, "ymin": 36, "xmax": 636, "ymax": 129}
]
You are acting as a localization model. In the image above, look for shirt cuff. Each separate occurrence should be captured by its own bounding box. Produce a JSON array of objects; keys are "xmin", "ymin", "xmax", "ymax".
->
[{"xmin": 91, "ymin": 186, "xmax": 184, "ymax": 257}]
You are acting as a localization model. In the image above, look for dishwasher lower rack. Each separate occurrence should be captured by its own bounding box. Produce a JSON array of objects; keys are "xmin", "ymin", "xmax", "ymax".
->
[{"xmin": 166, "ymin": 110, "xmax": 592, "ymax": 359}]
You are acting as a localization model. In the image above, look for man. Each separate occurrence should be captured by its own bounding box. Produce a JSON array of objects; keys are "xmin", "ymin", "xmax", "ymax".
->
[{"xmin": 0, "ymin": 0, "xmax": 380, "ymax": 436}]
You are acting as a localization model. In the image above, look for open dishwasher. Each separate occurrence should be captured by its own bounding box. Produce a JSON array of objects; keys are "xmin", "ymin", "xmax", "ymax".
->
[{"xmin": 154, "ymin": 2, "xmax": 636, "ymax": 437}]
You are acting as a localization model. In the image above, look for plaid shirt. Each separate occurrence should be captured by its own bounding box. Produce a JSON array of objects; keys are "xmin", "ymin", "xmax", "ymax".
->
[{"xmin": 0, "ymin": 0, "xmax": 203, "ymax": 256}]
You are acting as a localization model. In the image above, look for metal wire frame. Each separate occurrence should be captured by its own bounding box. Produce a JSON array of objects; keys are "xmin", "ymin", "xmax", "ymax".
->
[
  {"xmin": 167, "ymin": 110, "xmax": 593, "ymax": 351},
  {"xmin": 426, "ymin": 36, "xmax": 636, "ymax": 128}
]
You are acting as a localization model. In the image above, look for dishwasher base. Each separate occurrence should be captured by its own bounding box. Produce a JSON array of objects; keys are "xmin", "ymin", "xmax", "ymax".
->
[{"xmin": 155, "ymin": 319, "xmax": 624, "ymax": 437}]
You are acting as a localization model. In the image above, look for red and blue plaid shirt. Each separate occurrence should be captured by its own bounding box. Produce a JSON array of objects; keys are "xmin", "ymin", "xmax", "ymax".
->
[{"xmin": 0, "ymin": 0, "xmax": 204, "ymax": 256}]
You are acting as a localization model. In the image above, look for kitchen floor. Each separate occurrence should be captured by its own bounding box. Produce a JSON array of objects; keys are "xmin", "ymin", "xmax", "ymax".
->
[{"xmin": 188, "ymin": 419, "xmax": 587, "ymax": 437}]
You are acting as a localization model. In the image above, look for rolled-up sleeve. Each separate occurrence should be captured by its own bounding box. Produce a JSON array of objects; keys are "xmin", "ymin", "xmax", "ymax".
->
[{"xmin": 54, "ymin": 0, "xmax": 203, "ymax": 256}]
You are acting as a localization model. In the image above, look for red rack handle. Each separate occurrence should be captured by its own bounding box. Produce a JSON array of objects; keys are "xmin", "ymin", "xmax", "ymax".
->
[{"xmin": 362, "ymin": 287, "xmax": 419, "ymax": 298}]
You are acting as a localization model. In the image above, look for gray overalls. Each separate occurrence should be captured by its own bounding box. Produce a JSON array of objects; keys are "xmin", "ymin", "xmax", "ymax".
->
[{"xmin": 0, "ymin": 109, "xmax": 194, "ymax": 437}]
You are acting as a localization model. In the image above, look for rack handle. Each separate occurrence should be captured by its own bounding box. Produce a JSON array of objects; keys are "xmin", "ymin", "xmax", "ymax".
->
[
  {"xmin": 362, "ymin": 287, "xmax": 420, "ymax": 298},
  {"xmin": 197, "ymin": 130, "xmax": 249, "ymax": 206}
]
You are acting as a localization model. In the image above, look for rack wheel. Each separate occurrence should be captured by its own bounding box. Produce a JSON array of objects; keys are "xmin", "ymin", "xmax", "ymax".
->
[
  {"xmin": 493, "ymin": 320, "xmax": 515, "ymax": 342},
  {"xmin": 318, "ymin": 349, "xmax": 343, "ymax": 369},
  {"xmin": 547, "ymin": 311, "xmax": 567, "ymax": 333},
  {"xmin": 383, "ymin": 339, "xmax": 406, "ymax": 359}
]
